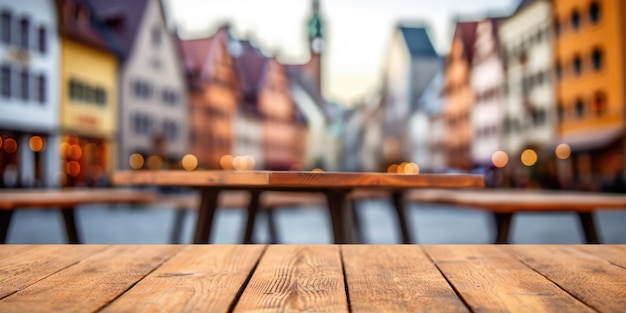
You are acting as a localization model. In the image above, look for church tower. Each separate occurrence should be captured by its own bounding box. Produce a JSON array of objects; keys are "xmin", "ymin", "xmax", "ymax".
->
[{"xmin": 306, "ymin": 0, "xmax": 324, "ymax": 93}]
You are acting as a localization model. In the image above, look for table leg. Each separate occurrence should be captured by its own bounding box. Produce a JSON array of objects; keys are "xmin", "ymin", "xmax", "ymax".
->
[
  {"xmin": 350, "ymin": 199, "xmax": 364, "ymax": 244},
  {"xmin": 0, "ymin": 210, "xmax": 14, "ymax": 244},
  {"xmin": 577, "ymin": 212, "xmax": 601, "ymax": 244},
  {"xmin": 169, "ymin": 210, "xmax": 188, "ymax": 244},
  {"xmin": 391, "ymin": 191, "xmax": 413, "ymax": 244},
  {"xmin": 325, "ymin": 190, "xmax": 352, "ymax": 244},
  {"xmin": 242, "ymin": 191, "xmax": 261, "ymax": 244},
  {"xmin": 193, "ymin": 189, "xmax": 220, "ymax": 244},
  {"xmin": 493, "ymin": 212, "xmax": 513, "ymax": 244},
  {"xmin": 266, "ymin": 209, "xmax": 280, "ymax": 244},
  {"xmin": 61, "ymin": 207, "xmax": 81, "ymax": 244}
]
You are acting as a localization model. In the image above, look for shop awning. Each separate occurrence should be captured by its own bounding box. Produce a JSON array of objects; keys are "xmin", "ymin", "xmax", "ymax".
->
[{"xmin": 551, "ymin": 124, "xmax": 624, "ymax": 152}]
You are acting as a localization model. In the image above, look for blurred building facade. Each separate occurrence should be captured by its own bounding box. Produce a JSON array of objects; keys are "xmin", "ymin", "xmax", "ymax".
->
[
  {"xmin": 443, "ymin": 22, "xmax": 477, "ymax": 171},
  {"xmin": 381, "ymin": 25, "xmax": 441, "ymax": 168},
  {"xmin": 89, "ymin": 0, "xmax": 189, "ymax": 171},
  {"xmin": 57, "ymin": 0, "xmax": 120, "ymax": 187},
  {"xmin": 0, "ymin": 0, "xmax": 60, "ymax": 187},
  {"xmin": 553, "ymin": 0, "xmax": 626, "ymax": 190}
]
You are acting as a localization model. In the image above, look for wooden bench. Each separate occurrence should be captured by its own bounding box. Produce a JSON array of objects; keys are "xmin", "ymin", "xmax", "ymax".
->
[
  {"xmin": 0, "ymin": 244, "xmax": 624, "ymax": 312},
  {"xmin": 405, "ymin": 188, "xmax": 626, "ymax": 243},
  {"xmin": 0, "ymin": 188, "xmax": 158, "ymax": 244}
]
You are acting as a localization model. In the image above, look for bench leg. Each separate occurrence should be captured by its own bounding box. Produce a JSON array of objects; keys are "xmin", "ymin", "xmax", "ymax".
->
[
  {"xmin": 61, "ymin": 207, "xmax": 81, "ymax": 244},
  {"xmin": 0, "ymin": 210, "xmax": 14, "ymax": 244},
  {"xmin": 193, "ymin": 189, "xmax": 220, "ymax": 244},
  {"xmin": 242, "ymin": 191, "xmax": 261, "ymax": 244},
  {"xmin": 350, "ymin": 199, "xmax": 364, "ymax": 244},
  {"xmin": 577, "ymin": 212, "xmax": 601, "ymax": 244},
  {"xmin": 266, "ymin": 210, "xmax": 280, "ymax": 244},
  {"xmin": 325, "ymin": 190, "xmax": 352, "ymax": 244},
  {"xmin": 493, "ymin": 212, "xmax": 513, "ymax": 244},
  {"xmin": 392, "ymin": 191, "xmax": 413, "ymax": 244},
  {"xmin": 170, "ymin": 210, "xmax": 188, "ymax": 244}
]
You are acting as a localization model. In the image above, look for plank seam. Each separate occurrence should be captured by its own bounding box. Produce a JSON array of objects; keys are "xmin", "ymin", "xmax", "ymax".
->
[
  {"xmin": 94, "ymin": 246, "xmax": 186, "ymax": 312},
  {"xmin": 339, "ymin": 246, "xmax": 353, "ymax": 313},
  {"xmin": 501, "ymin": 248, "xmax": 602, "ymax": 313},
  {"xmin": 227, "ymin": 244, "xmax": 269, "ymax": 313},
  {"xmin": 571, "ymin": 246, "xmax": 626, "ymax": 270},
  {"xmin": 0, "ymin": 245, "xmax": 112, "ymax": 302},
  {"xmin": 420, "ymin": 246, "xmax": 475, "ymax": 313}
]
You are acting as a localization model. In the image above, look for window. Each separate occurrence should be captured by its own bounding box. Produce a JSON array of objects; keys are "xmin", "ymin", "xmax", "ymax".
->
[
  {"xmin": 133, "ymin": 114, "xmax": 153, "ymax": 135},
  {"xmin": 1, "ymin": 11, "xmax": 10, "ymax": 44},
  {"xmin": 19, "ymin": 17, "xmax": 29, "ymax": 49},
  {"xmin": 573, "ymin": 55, "xmax": 582, "ymax": 75},
  {"xmin": 593, "ymin": 91, "xmax": 607, "ymax": 115},
  {"xmin": 151, "ymin": 26, "xmax": 161, "ymax": 47},
  {"xmin": 133, "ymin": 80, "xmax": 153, "ymax": 99},
  {"xmin": 571, "ymin": 10, "xmax": 580, "ymax": 30},
  {"xmin": 592, "ymin": 48, "xmax": 603, "ymax": 71},
  {"xmin": 20, "ymin": 69, "xmax": 29, "ymax": 100},
  {"xmin": 95, "ymin": 88, "xmax": 106, "ymax": 105},
  {"xmin": 37, "ymin": 26, "xmax": 46, "ymax": 53},
  {"xmin": 1, "ymin": 65, "xmax": 10, "ymax": 97},
  {"xmin": 36, "ymin": 74, "xmax": 45, "ymax": 103},
  {"xmin": 575, "ymin": 98, "xmax": 585, "ymax": 118},
  {"xmin": 163, "ymin": 120, "xmax": 178, "ymax": 139},
  {"xmin": 589, "ymin": 2, "xmax": 600, "ymax": 24},
  {"xmin": 69, "ymin": 79, "xmax": 107, "ymax": 106},
  {"xmin": 162, "ymin": 90, "xmax": 178, "ymax": 105}
]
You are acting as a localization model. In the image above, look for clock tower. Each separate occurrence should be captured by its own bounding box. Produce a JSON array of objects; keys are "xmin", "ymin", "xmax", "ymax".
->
[{"xmin": 306, "ymin": 0, "xmax": 324, "ymax": 92}]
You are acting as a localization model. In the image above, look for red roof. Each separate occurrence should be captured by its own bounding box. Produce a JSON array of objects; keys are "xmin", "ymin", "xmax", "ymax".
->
[
  {"xmin": 178, "ymin": 37, "xmax": 214, "ymax": 75},
  {"xmin": 456, "ymin": 21, "xmax": 478, "ymax": 63},
  {"xmin": 234, "ymin": 40, "xmax": 269, "ymax": 94},
  {"xmin": 57, "ymin": 0, "xmax": 115, "ymax": 52}
]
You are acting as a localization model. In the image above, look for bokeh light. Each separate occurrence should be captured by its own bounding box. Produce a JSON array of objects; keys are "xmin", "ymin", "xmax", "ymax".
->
[
  {"xmin": 3, "ymin": 138, "xmax": 17, "ymax": 153},
  {"xmin": 387, "ymin": 164, "xmax": 398, "ymax": 173},
  {"xmin": 66, "ymin": 161, "xmax": 81, "ymax": 176},
  {"xmin": 521, "ymin": 149, "xmax": 538, "ymax": 167},
  {"xmin": 29, "ymin": 136, "xmax": 45, "ymax": 152},
  {"xmin": 0, "ymin": 136, "xmax": 3, "ymax": 149},
  {"xmin": 181, "ymin": 154, "xmax": 198, "ymax": 171},
  {"xmin": 68, "ymin": 144, "xmax": 82, "ymax": 160},
  {"xmin": 243, "ymin": 155, "xmax": 255, "ymax": 170},
  {"xmin": 491, "ymin": 150, "xmax": 509, "ymax": 168},
  {"xmin": 555, "ymin": 143, "xmax": 571, "ymax": 160},
  {"xmin": 129, "ymin": 153, "xmax": 144, "ymax": 170},
  {"xmin": 59, "ymin": 142, "xmax": 69, "ymax": 158},
  {"xmin": 220, "ymin": 154, "xmax": 234, "ymax": 170},
  {"xmin": 147, "ymin": 155, "xmax": 163, "ymax": 170}
]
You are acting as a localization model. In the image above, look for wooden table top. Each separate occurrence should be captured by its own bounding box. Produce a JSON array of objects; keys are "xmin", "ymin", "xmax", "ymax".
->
[
  {"xmin": 112, "ymin": 170, "xmax": 484, "ymax": 189},
  {"xmin": 0, "ymin": 245, "xmax": 623, "ymax": 312},
  {"xmin": 0, "ymin": 188, "xmax": 158, "ymax": 210},
  {"xmin": 407, "ymin": 188, "xmax": 626, "ymax": 212}
]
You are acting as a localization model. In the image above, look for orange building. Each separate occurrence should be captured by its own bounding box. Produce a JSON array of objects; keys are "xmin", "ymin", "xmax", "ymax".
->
[
  {"xmin": 179, "ymin": 27, "xmax": 241, "ymax": 169},
  {"xmin": 443, "ymin": 22, "xmax": 477, "ymax": 171},
  {"xmin": 553, "ymin": 0, "xmax": 626, "ymax": 190}
]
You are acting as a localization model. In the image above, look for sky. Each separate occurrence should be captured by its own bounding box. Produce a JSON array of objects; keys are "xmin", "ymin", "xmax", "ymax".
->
[{"xmin": 163, "ymin": 0, "xmax": 520, "ymax": 106}]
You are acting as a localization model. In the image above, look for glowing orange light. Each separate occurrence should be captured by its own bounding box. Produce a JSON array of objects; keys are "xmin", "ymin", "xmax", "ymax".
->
[
  {"xmin": 29, "ymin": 136, "xmax": 45, "ymax": 152},
  {"xmin": 404, "ymin": 162, "xmax": 420, "ymax": 174},
  {"xmin": 243, "ymin": 156, "xmax": 255, "ymax": 170},
  {"xmin": 181, "ymin": 154, "xmax": 198, "ymax": 171},
  {"xmin": 312, "ymin": 168, "xmax": 324, "ymax": 172},
  {"xmin": 0, "ymin": 136, "xmax": 3, "ymax": 149},
  {"xmin": 3, "ymin": 138, "xmax": 17, "ymax": 153},
  {"xmin": 521, "ymin": 149, "xmax": 538, "ymax": 167},
  {"xmin": 59, "ymin": 142, "xmax": 69, "ymax": 158},
  {"xmin": 129, "ymin": 154, "xmax": 144, "ymax": 170},
  {"xmin": 147, "ymin": 155, "xmax": 163, "ymax": 170},
  {"xmin": 68, "ymin": 145, "xmax": 82, "ymax": 160},
  {"xmin": 220, "ymin": 155, "xmax": 234, "ymax": 170},
  {"xmin": 555, "ymin": 143, "xmax": 571, "ymax": 160},
  {"xmin": 492, "ymin": 150, "xmax": 509, "ymax": 168},
  {"xmin": 66, "ymin": 161, "xmax": 81, "ymax": 176},
  {"xmin": 387, "ymin": 164, "xmax": 398, "ymax": 173}
]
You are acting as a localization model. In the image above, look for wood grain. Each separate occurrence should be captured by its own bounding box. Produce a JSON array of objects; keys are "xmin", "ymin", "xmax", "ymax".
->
[
  {"xmin": 574, "ymin": 245, "xmax": 626, "ymax": 268},
  {"xmin": 505, "ymin": 245, "xmax": 626, "ymax": 312},
  {"xmin": 342, "ymin": 245, "xmax": 469, "ymax": 313},
  {"xmin": 0, "ymin": 188, "xmax": 158, "ymax": 210},
  {"xmin": 0, "ymin": 245, "xmax": 180, "ymax": 313},
  {"xmin": 234, "ymin": 245, "xmax": 348, "ymax": 312},
  {"xmin": 113, "ymin": 170, "xmax": 270, "ymax": 187},
  {"xmin": 0, "ymin": 245, "xmax": 108, "ymax": 299},
  {"xmin": 101, "ymin": 245, "xmax": 265, "ymax": 313},
  {"xmin": 425, "ymin": 245, "xmax": 594, "ymax": 312}
]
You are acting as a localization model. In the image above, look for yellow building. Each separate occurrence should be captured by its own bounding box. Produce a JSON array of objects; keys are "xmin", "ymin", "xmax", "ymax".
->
[
  {"xmin": 57, "ymin": 0, "xmax": 119, "ymax": 187},
  {"xmin": 553, "ymin": 0, "xmax": 626, "ymax": 190}
]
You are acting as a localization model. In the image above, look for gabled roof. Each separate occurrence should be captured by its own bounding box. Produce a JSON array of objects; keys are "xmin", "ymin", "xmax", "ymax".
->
[
  {"xmin": 57, "ymin": 0, "xmax": 121, "ymax": 55},
  {"xmin": 178, "ymin": 37, "xmax": 214, "ymax": 75},
  {"xmin": 287, "ymin": 65, "xmax": 330, "ymax": 121},
  {"xmin": 515, "ymin": 0, "xmax": 539, "ymax": 13},
  {"xmin": 86, "ymin": 0, "xmax": 150, "ymax": 59},
  {"xmin": 234, "ymin": 40, "xmax": 269, "ymax": 94},
  {"xmin": 454, "ymin": 21, "xmax": 478, "ymax": 63},
  {"xmin": 398, "ymin": 26, "xmax": 438, "ymax": 58}
]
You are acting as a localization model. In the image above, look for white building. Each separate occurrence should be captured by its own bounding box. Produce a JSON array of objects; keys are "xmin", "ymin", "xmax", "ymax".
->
[
  {"xmin": 470, "ymin": 18, "xmax": 506, "ymax": 168},
  {"xmin": 498, "ymin": 0, "xmax": 555, "ymax": 158},
  {"xmin": 0, "ymin": 0, "xmax": 60, "ymax": 187},
  {"xmin": 410, "ymin": 69, "xmax": 445, "ymax": 172}
]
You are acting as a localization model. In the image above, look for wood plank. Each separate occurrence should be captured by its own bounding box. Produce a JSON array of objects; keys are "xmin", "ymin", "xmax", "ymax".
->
[
  {"xmin": 100, "ymin": 245, "xmax": 265, "ymax": 313},
  {"xmin": 0, "ymin": 188, "xmax": 158, "ymax": 209},
  {"xmin": 574, "ymin": 245, "xmax": 626, "ymax": 269},
  {"xmin": 506, "ymin": 245, "xmax": 626, "ymax": 312},
  {"xmin": 0, "ymin": 245, "xmax": 181, "ymax": 313},
  {"xmin": 425, "ymin": 245, "xmax": 594, "ymax": 312},
  {"xmin": 268, "ymin": 172, "xmax": 484, "ymax": 189},
  {"xmin": 342, "ymin": 245, "xmax": 468, "ymax": 313},
  {"xmin": 0, "ymin": 245, "xmax": 108, "ymax": 299},
  {"xmin": 233, "ymin": 245, "xmax": 348, "ymax": 312},
  {"xmin": 112, "ymin": 170, "xmax": 270, "ymax": 187}
]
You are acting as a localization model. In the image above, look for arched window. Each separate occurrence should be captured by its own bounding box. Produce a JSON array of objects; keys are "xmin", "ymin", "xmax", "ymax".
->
[
  {"xmin": 571, "ymin": 10, "xmax": 580, "ymax": 30},
  {"xmin": 589, "ymin": 2, "xmax": 601, "ymax": 24},
  {"xmin": 592, "ymin": 48, "xmax": 603, "ymax": 70},
  {"xmin": 573, "ymin": 55, "xmax": 582, "ymax": 75},
  {"xmin": 575, "ymin": 98, "xmax": 585, "ymax": 118},
  {"xmin": 593, "ymin": 91, "xmax": 607, "ymax": 115}
]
